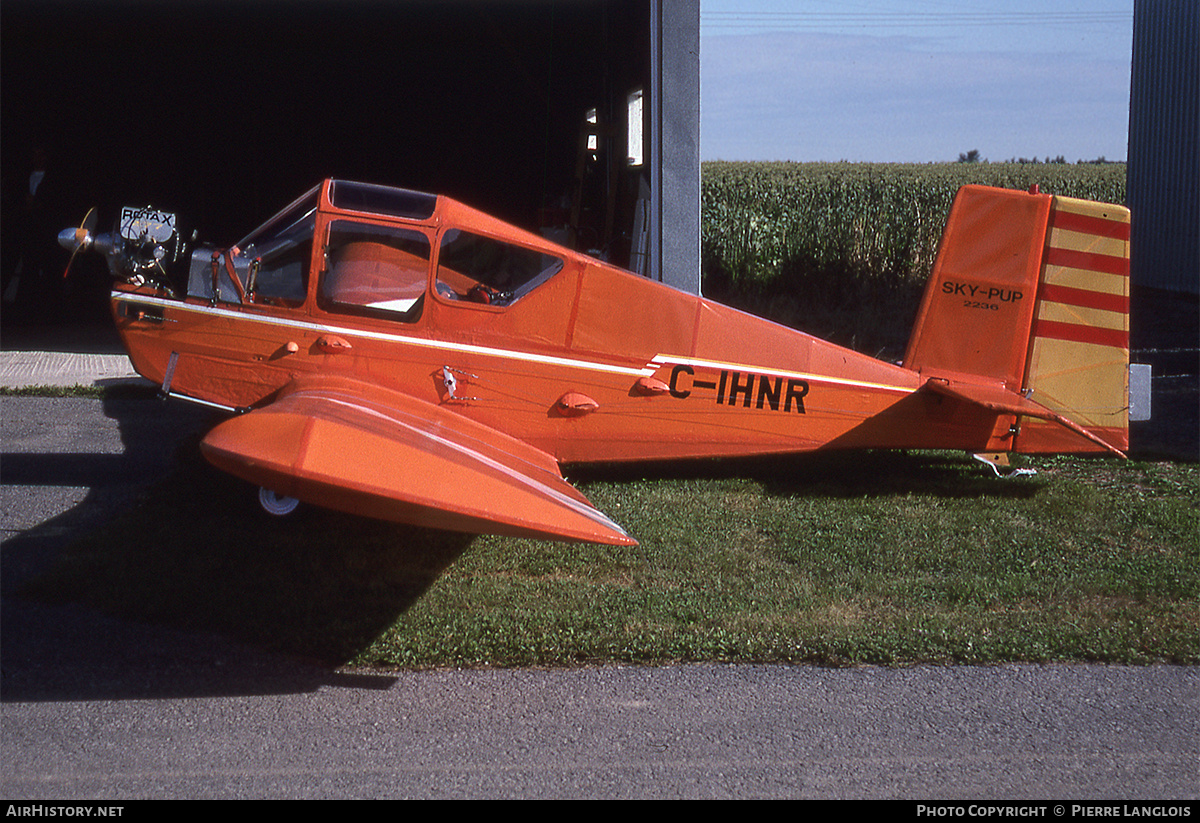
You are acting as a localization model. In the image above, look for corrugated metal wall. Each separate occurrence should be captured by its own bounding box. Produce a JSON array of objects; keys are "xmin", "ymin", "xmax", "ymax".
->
[{"xmin": 1127, "ymin": 0, "xmax": 1199, "ymax": 294}]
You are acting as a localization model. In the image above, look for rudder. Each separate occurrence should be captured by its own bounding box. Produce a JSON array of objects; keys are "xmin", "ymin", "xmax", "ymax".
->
[
  {"xmin": 1018, "ymin": 194, "xmax": 1131, "ymax": 452},
  {"xmin": 904, "ymin": 185, "xmax": 1050, "ymax": 390}
]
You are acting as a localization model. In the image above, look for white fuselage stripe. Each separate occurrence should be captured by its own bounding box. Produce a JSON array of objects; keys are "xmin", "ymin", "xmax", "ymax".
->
[
  {"xmin": 647, "ymin": 356, "xmax": 913, "ymax": 395},
  {"xmin": 114, "ymin": 292, "xmax": 916, "ymax": 395},
  {"xmin": 114, "ymin": 292, "xmax": 650, "ymax": 377}
]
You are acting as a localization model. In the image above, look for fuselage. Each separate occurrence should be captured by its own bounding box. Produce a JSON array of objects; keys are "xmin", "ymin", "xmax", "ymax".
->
[{"xmin": 112, "ymin": 179, "xmax": 1011, "ymax": 466}]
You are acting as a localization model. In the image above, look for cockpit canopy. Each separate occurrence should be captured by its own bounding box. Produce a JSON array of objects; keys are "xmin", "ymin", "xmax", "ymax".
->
[{"xmin": 187, "ymin": 180, "xmax": 566, "ymax": 316}]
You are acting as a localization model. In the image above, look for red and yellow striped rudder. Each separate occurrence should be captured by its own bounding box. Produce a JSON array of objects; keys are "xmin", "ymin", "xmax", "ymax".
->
[{"xmin": 1018, "ymin": 195, "xmax": 1130, "ymax": 452}]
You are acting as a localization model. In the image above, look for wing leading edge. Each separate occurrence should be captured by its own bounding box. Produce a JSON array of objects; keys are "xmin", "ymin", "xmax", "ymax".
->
[{"xmin": 199, "ymin": 376, "xmax": 636, "ymax": 546}]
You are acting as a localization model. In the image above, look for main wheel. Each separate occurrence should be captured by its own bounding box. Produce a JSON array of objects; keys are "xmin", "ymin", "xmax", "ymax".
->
[{"xmin": 258, "ymin": 486, "xmax": 300, "ymax": 517}]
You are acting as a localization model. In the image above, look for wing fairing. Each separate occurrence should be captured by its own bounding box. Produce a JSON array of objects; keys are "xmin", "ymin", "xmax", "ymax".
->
[{"xmin": 199, "ymin": 376, "xmax": 636, "ymax": 546}]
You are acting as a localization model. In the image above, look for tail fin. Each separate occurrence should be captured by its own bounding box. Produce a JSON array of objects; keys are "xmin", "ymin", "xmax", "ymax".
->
[{"xmin": 904, "ymin": 185, "xmax": 1130, "ymax": 455}]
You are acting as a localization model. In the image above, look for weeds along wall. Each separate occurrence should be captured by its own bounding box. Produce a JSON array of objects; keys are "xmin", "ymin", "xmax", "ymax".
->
[{"xmin": 700, "ymin": 162, "xmax": 1127, "ymax": 357}]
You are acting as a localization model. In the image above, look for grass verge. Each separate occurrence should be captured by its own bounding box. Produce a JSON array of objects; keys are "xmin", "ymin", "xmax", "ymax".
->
[
  {"xmin": 19, "ymin": 442, "xmax": 1198, "ymax": 669},
  {"xmin": 0, "ymin": 384, "xmax": 156, "ymax": 399}
]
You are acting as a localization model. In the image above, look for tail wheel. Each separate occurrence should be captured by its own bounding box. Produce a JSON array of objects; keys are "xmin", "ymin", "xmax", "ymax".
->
[{"xmin": 258, "ymin": 486, "xmax": 300, "ymax": 517}]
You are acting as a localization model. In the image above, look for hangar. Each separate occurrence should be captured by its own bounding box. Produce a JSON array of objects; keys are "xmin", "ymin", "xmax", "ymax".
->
[{"xmin": 1, "ymin": 0, "xmax": 701, "ymax": 307}]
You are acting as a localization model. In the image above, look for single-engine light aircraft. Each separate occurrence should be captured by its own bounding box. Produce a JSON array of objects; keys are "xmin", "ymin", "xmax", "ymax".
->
[{"xmin": 59, "ymin": 179, "xmax": 1132, "ymax": 546}]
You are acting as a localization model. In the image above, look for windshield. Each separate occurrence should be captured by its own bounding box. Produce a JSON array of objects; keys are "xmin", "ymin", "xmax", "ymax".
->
[
  {"xmin": 224, "ymin": 186, "xmax": 319, "ymax": 306},
  {"xmin": 236, "ymin": 185, "xmax": 320, "ymax": 254}
]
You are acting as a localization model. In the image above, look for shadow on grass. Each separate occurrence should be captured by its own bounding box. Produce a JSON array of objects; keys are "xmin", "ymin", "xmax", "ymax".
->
[
  {"xmin": 16, "ymin": 409, "xmax": 475, "ymax": 668},
  {"xmin": 20, "ymin": 445, "xmax": 475, "ymax": 665},
  {"xmin": 568, "ymin": 448, "xmax": 1047, "ymax": 503}
]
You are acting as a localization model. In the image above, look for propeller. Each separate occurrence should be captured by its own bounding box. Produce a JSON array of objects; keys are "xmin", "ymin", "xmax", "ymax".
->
[{"xmin": 57, "ymin": 207, "xmax": 98, "ymax": 279}]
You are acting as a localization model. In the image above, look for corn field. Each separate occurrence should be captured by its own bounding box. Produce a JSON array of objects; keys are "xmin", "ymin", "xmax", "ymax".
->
[{"xmin": 701, "ymin": 161, "xmax": 1127, "ymax": 355}]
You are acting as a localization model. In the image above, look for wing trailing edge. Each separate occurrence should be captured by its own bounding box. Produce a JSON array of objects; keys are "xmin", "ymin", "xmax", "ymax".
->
[{"xmin": 199, "ymin": 376, "xmax": 636, "ymax": 545}]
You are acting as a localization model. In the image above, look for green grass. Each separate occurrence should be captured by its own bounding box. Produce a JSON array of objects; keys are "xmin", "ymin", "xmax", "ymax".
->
[
  {"xmin": 21, "ymin": 444, "xmax": 1198, "ymax": 669},
  {"xmin": 1, "ymin": 385, "xmax": 108, "ymax": 398},
  {"xmin": 0, "ymin": 384, "xmax": 158, "ymax": 400}
]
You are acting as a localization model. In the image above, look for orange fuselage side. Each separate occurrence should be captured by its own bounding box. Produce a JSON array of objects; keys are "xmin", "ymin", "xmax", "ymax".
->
[{"xmin": 111, "ymin": 183, "xmax": 1042, "ymax": 467}]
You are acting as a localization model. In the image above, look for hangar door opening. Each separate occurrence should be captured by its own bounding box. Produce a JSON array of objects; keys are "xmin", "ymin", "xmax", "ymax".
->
[
  {"xmin": 441, "ymin": 0, "xmax": 698, "ymax": 294},
  {"xmin": 1, "ymin": 0, "xmax": 700, "ymax": 309},
  {"xmin": 313, "ymin": 0, "xmax": 699, "ymax": 295}
]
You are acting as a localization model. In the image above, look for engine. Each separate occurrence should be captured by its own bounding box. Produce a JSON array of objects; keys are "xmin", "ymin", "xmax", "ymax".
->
[{"xmin": 58, "ymin": 206, "xmax": 190, "ymax": 292}]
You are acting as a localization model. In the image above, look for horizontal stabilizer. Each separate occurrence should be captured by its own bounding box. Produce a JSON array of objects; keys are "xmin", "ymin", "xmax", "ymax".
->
[
  {"xmin": 923, "ymin": 378, "xmax": 1126, "ymax": 458},
  {"xmin": 200, "ymin": 376, "xmax": 636, "ymax": 545}
]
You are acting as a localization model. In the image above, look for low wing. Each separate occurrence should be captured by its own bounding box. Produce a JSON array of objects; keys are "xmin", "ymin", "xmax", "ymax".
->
[
  {"xmin": 924, "ymin": 377, "xmax": 1126, "ymax": 458},
  {"xmin": 199, "ymin": 376, "xmax": 636, "ymax": 545}
]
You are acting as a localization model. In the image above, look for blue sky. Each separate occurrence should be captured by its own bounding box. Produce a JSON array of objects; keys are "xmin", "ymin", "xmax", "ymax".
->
[{"xmin": 700, "ymin": 0, "xmax": 1134, "ymax": 162}]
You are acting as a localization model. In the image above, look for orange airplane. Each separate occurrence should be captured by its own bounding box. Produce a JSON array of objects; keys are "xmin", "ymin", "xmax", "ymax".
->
[{"xmin": 59, "ymin": 179, "xmax": 1132, "ymax": 546}]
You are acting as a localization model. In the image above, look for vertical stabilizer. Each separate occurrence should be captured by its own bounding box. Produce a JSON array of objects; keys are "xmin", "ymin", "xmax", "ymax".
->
[{"xmin": 904, "ymin": 185, "xmax": 1050, "ymax": 388}]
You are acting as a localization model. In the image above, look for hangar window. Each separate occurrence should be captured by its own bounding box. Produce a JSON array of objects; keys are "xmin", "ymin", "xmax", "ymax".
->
[
  {"xmin": 319, "ymin": 221, "xmax": 430, "ymax": 322},
  {"xmin": 627, "ymin": 89, "xmax": 644, "ymax": 166},
  {"xmin": 435, "ymin": 230, "xmax": 563, "ymax": 307},
  {"xmin": 586, "ymin": 108, "xmax": 599, "ymax": 156}
]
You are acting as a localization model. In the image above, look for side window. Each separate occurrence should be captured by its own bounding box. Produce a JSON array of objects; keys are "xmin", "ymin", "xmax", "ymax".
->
[
  {"xmin": 435, "ymin": 229, "xmax": 563, "ymax": 306},
  {"xmin": 319, "ymin": 221, "xmax": 430, "ymax": 322}
]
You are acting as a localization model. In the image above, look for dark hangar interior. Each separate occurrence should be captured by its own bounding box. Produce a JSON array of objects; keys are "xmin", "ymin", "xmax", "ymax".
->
[{"xmin": 2, "ymin": 0, "xmax": 660, "ymax": 273}]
